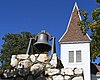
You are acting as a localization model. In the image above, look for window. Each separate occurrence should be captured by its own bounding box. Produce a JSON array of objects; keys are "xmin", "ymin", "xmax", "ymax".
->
[
  {"xmin": 76, "ymin": 50, "xmax": 82, "ymax": 62},
  {"xmin": 69, "ymin": 51, "xmax": 74, "ymax": 63},
  {"xmin": 68, "ymin": 50, "xmax": 82, "ymax": 63}
]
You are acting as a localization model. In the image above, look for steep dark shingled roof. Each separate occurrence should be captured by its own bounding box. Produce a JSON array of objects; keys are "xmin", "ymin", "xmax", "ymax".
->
[
  {"xmin": 91, "ymin": 63, "xmax": 100, "ymax": 75},
  {"xmin": 59, "ymin": 5, "xmax": 90, "ymax": 43},
  {"xmin": 96, "ymin": 65, "xmax": 100, "ymax": 75}
]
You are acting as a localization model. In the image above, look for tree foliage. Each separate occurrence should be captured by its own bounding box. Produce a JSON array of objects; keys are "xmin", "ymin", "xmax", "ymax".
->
[
  {"xmin": 0, "ymin": 32, "xmax": 35, "ymax": 70},
  {"xmin": 96, "ymin": 0, "xmax": 100, "ymax": 3},
  {"xmin": 78, "ymin": 1, "xmax": 100, "ymax": 59}
]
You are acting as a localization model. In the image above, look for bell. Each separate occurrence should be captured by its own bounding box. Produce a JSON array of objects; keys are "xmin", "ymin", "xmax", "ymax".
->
[{"xmin": 34, "ymin": 30, "xmax": 51, "ymax": 52}]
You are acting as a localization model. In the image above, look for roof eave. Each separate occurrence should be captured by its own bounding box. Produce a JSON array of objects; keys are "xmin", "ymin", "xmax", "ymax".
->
[{"xmin": 59, "ymin": 40, "xmax": 91, "ymax": 44}]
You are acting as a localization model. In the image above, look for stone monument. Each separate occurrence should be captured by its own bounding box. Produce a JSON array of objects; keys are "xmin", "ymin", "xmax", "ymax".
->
[{"xmin": 1, "ymin": 30, "xmax": 84, "ymax": 80}]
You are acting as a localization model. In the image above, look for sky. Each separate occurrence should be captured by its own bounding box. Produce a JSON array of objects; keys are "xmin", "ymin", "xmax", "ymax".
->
[{"xmin": 0, "ymin": 0, "xmax": 99, "ymax": 63}]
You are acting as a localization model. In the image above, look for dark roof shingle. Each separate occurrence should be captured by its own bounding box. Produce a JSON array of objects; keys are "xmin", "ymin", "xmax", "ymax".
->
[
  {"xmin": 96, "ymin": 65, "xmax": 100, "ymax": 75},
  {"xmin": 91, "ymin": 63, "xmax": 100, "ymax": 75},
  {"xmin": 59, "ymin": 5, "xmax": 90, "ymax": 43}
]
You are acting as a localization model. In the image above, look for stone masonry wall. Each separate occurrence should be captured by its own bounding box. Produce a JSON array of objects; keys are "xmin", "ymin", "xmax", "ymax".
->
[
  {"xmin": 1, "ymin": 53, "xmax": 84, "ymax": 80},
  {"xmin": 45, "ymin": 67, "xmax": 83, "ymax": 80}
]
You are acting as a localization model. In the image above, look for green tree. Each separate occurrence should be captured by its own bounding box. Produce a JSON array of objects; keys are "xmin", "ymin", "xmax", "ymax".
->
[
  {"xmin": 78, "ymin": 0, "xmax": 100, "ymax": 60},
  {"xmin": 0, "ymin": 32, "xmax": 36, "ymax": 70}
]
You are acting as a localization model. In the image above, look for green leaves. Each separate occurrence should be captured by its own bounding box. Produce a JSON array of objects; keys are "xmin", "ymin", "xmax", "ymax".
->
[
  {"xmin": 96, "ymin": 0, "xmax": 100, "ymax": 3},
  {"xmin": 78, "ymin": 9, "xmax": 89, "ymax": 35},
  {"xmin": 90, "ymin": 7, "xmax": 100, "ymax": 59},
  {"xmin": 79, "ymin": 1, "xmax": 100, "ymax": 60},
  {"xmin": 92, "ymin": 8, "xmax": 100, "ymax": 21},
  {"xmin": 0, "ymin": 32, "xmax": 36, "ymax": 70}
]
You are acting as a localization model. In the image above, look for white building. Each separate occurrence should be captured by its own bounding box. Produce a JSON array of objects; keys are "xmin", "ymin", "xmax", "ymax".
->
[{"xmin": 59, "ymin": 3, "xmax": 91, "ymax": 80}]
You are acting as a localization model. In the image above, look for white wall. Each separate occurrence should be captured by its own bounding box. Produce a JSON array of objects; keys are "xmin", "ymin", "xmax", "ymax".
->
[{"xmin": 60, "ymin": 42, "xmax": 91, "ymax": 80}]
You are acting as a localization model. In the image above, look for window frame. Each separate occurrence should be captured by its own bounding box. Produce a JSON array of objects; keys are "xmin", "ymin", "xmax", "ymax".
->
[
  {"xmin": 69, "ymin": 51, "xmax": 74, "ymax": 63},
  {"xmin": 68, "ymin": 50, "xmax": 82, "ymax": 63},
  {"xmin": 76, "ymin": 50, "xmax": 82, "ymax": 62}
]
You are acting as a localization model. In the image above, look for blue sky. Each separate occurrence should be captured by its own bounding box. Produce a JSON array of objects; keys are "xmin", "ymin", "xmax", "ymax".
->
[{"xmin": 0, "ymin": 0, "xmax": 99, "ymax": 63}]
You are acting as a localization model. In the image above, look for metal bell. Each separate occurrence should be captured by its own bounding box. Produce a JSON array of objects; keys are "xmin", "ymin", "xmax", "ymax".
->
[{"xmin": 34, "ymin": 30, "xmax": 52, "ymax": 52}]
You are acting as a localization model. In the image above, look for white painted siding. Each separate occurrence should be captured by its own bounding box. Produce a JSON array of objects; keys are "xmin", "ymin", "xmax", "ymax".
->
[{"xmin": 60, "ymin": 42, "xmax": 91, "ymax": 80}]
